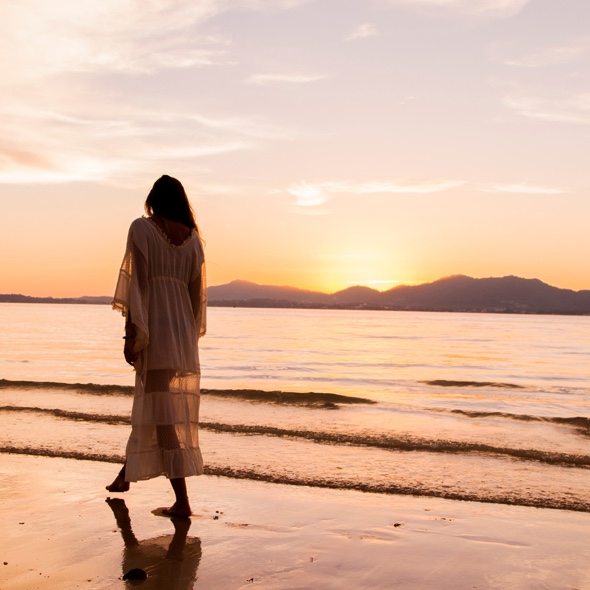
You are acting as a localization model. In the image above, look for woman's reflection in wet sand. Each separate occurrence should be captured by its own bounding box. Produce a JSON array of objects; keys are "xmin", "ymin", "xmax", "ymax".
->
[{"xmin": 106, "ymin": 498, "xmax": 202, "ymax": 589}]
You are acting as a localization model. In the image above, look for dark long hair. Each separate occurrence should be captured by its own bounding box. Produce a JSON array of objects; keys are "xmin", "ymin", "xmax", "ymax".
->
[{"xmin": 144, "ymin": 175, "xmax": 198, "ymax": 231}]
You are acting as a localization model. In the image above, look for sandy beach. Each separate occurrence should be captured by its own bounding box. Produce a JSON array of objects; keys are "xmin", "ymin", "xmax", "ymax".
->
[{"xmin": 0, "ymin": 454, "xmax": 589, "ymax": 589}]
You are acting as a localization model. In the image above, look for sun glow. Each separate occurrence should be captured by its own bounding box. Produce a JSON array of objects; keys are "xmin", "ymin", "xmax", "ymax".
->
[
  {"xmin": 349, "ymin": 279, "xmax": 402, "ymax": 291},
  {"xmin": 304, "ymin": 250, "xmax": 409, "ymax": 293}
]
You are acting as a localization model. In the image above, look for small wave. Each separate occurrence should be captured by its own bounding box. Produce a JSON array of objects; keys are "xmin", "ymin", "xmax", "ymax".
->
[
  {"xmin": 201, "ymin": 388, "xmax": 375, "ymax": 407},
  {"xmin": 0, "ymin": 445, "xmax": 124, "ymax": 465},
  {"xmin": 449, "ymin": 409, "xmax": 590, "ymax": 435},
  {"xmin": 200, "ymin": 422, "xmax": 590, "ymax": 468},
  {"xmin": 0, "ymin": 379, "xmax": 375, "ymax": 407},
  {"xmin": 0, "ymin": 379, "xmax": 133, "ymax": 396},
  {"xmin": 553, "ymin": 416, "xmax": 590, "ymax": 431},
  {"xmin": 0, "ymin": 405, "xmax": 130, "ymax": 425},
  {"xmin": 423, "ymin": 379, "xmax": 524, "ymax": 389},
  {"xmin": 1, "ymin": 445, "xmax": 589, "ymax": 513},
  {"xmin": 2, "ymin": 405, "xmax": 589, "ymax": 468}
]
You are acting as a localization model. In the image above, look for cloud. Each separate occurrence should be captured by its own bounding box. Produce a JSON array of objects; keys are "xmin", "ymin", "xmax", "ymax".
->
[
  {"xmin": 288, "ymin": 179, "xmax": 465, "ymax": 206},
  {"xmin": 0, "ymin": 140, "xmax": 122, "ymax": 184},
  {"xmin": 491, "ymin": 40, "xmax": 590, "ymax": 68},
  {"xmin": 0, "ymin": 146, "xmax": 55, "ymax": 170},
  {"xmin": 485, "ymin": 183, "xmax": 567, "ymax": 195},
  {"xmin": 247, "ymin": 73, "xmax": 326, "ymax": 84},
  {"xmin": 288, "ymin": 182, "xmax": 330, "ymax": 206},
  {"xmin": 159, "ymin": 142, "xmax": 252, "ymax": 159},
  {"xmin": 232, "ymin": 0, "xmax": 311, "ymax": 9},
  {"xmin": 0, "ymin": 0, "xmax": 234, "ymax": 80},
  {"xmin": 0, "ymin": 0, "xmax": 312, "ymax": 81},
  {"xmin": 189, "ymin": 114, "xmax": 298, "ymax": 140},
  {"xmin": 326, "ymin": 180, "xmax": 465, "ymax": 194},
  {"xmin": 0, "ymin": 101, "xmax": 264, "ymax": 185},
  {"xmin": 502, "ymin": 93, "xmax": 590, "ymax": 124},
  {"xmin": 379, "ymin": 0, "xmax": 530, "ymax": 19},
  {"xmin": 0, "ymin": 1, "xmax": 322, "ymax": 186},
  {"xmin": 346, "ymin": 23, "xmax": 379, "ymax": 41}
]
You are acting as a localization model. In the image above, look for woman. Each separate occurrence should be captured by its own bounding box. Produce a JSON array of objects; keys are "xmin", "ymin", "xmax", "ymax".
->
[{"xmin": 107, "ymin": 175, "xmax": 207, "ymax": 518}]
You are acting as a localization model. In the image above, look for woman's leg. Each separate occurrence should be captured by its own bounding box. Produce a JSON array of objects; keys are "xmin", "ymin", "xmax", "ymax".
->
[
  {"xmin": 162, "ymin": 477, "xmax": 192, "ymax": 518},
  {"xmin": 106, "ymin": 462, "xmax": 130, "ymax": 493},
  {"xmin": 156, "ymin": 426, "xmax": 192, "ymax": 517},
  {"xmin": 146, "ymin": 369, "xmax": 192, "ymax": 517}
]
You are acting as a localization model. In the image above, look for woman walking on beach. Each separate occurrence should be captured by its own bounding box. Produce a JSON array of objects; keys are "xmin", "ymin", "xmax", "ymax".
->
[{"xmin": 106, "ymin": 175, "xmax": 207, "ymax": 518}]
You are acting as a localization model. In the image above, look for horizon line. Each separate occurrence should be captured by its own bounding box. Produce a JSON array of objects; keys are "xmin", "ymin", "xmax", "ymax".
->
[{"xmin": 2, "ymin": 274, "xmax": 589, "ymax": 300}]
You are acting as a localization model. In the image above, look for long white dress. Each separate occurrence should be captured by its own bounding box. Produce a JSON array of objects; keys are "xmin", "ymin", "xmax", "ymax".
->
[{"xmin": 112, "ymin": 217, "xmax": 207, "ymax": 482}]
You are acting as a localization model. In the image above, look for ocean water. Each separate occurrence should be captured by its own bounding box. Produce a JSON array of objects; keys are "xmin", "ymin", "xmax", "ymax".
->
[{"xmin": 1, "ymin": 303, "xmax": 589, "ymax": 512}]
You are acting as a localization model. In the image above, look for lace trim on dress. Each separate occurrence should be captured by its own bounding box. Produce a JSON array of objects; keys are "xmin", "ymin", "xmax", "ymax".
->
[
  {"xmin": 145, "ymin": 216, "xmax": 194, "ymax": 249},
  {"xmin": 111, "ymin": 298, "xmax": 128, "ymax": 317}
]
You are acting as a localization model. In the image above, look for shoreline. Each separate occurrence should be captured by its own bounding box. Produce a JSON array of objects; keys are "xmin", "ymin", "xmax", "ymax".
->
[
  {"xmin": 2, "ymin": 299, "xmax": 589, "ymax": 317},
  {"xmin": 2, "ymin": 299, "xmax": 590, "ymax": 317},
  {"xmin": 2, "ymin": 454, "xmax": 590, "ymax": 589},
  {"xmin": 3, "ymin": 445, "xmax": 590, "ymax": 514}
]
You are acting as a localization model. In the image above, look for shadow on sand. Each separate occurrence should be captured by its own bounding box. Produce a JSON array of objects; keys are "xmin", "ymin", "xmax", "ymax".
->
[{"xmin": 106, "ymin": 497, "xmax": 202, "ymax": 589}]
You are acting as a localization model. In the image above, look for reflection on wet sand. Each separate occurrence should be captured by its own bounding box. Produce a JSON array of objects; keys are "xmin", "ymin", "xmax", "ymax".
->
[{"xmin": 106, "ymin": 498, "xmax": 202, "ymax": 589}]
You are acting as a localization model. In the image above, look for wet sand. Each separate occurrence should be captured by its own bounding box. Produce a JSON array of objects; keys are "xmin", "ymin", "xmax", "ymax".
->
[{"xmin": 1, "ymin": 454, "xmax": 590, "ymax": 590}]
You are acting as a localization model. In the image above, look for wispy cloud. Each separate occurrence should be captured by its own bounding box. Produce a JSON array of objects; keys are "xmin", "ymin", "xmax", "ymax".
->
[
  {"xmin": 247, "ymin": 73, "xmax": 326, "ymax": 84},
  {"xmin": 0, "ymin": 146, "xmax": 55, "ymax": 170},
  {"xmin": 484, "ymin": 183, "xmax": 567, "ymax": 194},
  {"xmin": 160, "ymin": 143, "xmax": 252, "ymax": 159},
  {"xmin": 288, "ymin": 179, "xmax": 465, "ymax": 206},
  {"xmin": 0, "ymin": 143, "xmax": 122, "ymax": 184},
  {"xmin": 189, "ymin": 114, "xmax": 298, "ymax": 140},
  {"xmin": 490, "ymin": 40, "xmax": 590, "ymax": 68},
  {"xmin": 0, "ymin": 0, "xmax": 317, "ymax": 81},
  {"xmin": 328, "ymin": 180, "xmax": 465, "ymax": 194},
  {"xmin": 380, "ymin": 0, "xmax": 530, "ymax": 19},
  {"xmin": 288, "ymin": 182, "xmax": 330, "ymax": 206},
  {"xmin": 346, "ymin": 23, "xmax": 379, "ymax": 41},
  {"xmin": 0, "ymin": 102, "xmax": 264, "ymax": 185},
  {"xmin": 502, "ymin": 93, "xmax": 590, "ymax": 124},
  {"xmin": 0, "ymin": 1, "xmax": 235, "ymax": 80},
  {"xmin": 235, "ymin": 0, "xmax": 311, "ymax": 9}
]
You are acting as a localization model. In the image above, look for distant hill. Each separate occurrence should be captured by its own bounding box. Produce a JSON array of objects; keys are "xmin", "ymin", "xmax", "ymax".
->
[
  {"xmin": 207, "ymin": 280, "xmax": 332, "ymax": 305},
  {"xmin": 207, "ymin": 276, "xmax": 590, "ymax": 315},
  {"xmin": 0, "ymin": 294, "xmax": 111, "ymax": 305},
  {"xmin": 2, "ymin": 275, "xmax": 589, "ymax": 314}
]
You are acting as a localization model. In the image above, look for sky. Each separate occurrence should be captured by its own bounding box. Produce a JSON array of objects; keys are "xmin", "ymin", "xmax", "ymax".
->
[{"xmin": 0, "ymin": 0, "xmax": 589, "ymax": 297}]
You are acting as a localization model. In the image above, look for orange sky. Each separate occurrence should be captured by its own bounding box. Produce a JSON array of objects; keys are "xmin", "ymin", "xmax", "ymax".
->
[{"xmin": 1, "ymin": 0, "xmax": 589, "ymax": 297}]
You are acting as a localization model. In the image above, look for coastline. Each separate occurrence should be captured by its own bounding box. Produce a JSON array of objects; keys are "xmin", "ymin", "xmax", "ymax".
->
[
  {"xmin": 1, "ymin": 297, "xmax": 589, "ymax": 316},
  {"xmin": 3, "ymin": 270, "xmax": 590, "ymax": 316},
  {"xmin": 2, "ymin": 454, "xmax": 590, "ymax": 589}
]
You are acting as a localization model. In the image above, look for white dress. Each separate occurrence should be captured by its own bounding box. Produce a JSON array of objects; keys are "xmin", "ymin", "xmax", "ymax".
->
[{"xmin": 112, "ymin": 217, "xmax": 207, "ymax": 482}]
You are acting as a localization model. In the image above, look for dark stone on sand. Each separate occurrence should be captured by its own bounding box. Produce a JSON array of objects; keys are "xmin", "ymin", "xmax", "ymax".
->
[{"xmin": 123, "ymin": 568, "xmax": 148, "ymax": 580}]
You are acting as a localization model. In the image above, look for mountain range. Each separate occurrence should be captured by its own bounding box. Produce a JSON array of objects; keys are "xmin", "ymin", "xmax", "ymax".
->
[
  {"xmin": 207, "ymin": 275, "xmax": 590, "ymax": 315},
  {"xmin": 2, "ymin": 275, "xmax": 589, "ymax": 314}
]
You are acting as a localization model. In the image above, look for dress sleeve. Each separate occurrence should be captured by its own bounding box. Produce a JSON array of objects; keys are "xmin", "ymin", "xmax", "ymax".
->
[
  {"xmin": 111, "ymin": 219, "xmax": 150, "ymax": 353},
  {"xmin": 189, "ymin": 236, "xmax": 207, "ymax": 338}
]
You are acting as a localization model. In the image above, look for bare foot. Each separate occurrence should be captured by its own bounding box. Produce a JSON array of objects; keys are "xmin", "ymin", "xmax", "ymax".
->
[
  {"xmin": 162, "ymin": 502, "xmax": 192, "ymax": 519},
  {"xmin": 106, "ymin": 473, "xmax": 130, "ymax": 493}
]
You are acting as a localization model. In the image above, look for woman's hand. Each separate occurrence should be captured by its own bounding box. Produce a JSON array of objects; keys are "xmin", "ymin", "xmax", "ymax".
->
[
  {"xmin": 123, "ymin": 321, "xmax": 138, "ymax": 366},
  {"xmin": 124, "ymin": 337, "xmax": 138, "ymax": 366}
]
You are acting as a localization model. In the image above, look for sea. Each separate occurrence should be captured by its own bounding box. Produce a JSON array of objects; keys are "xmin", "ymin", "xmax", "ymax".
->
[{"xmin": 1, "ymin": 302, "xmax": 589, "ymax": 512}]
